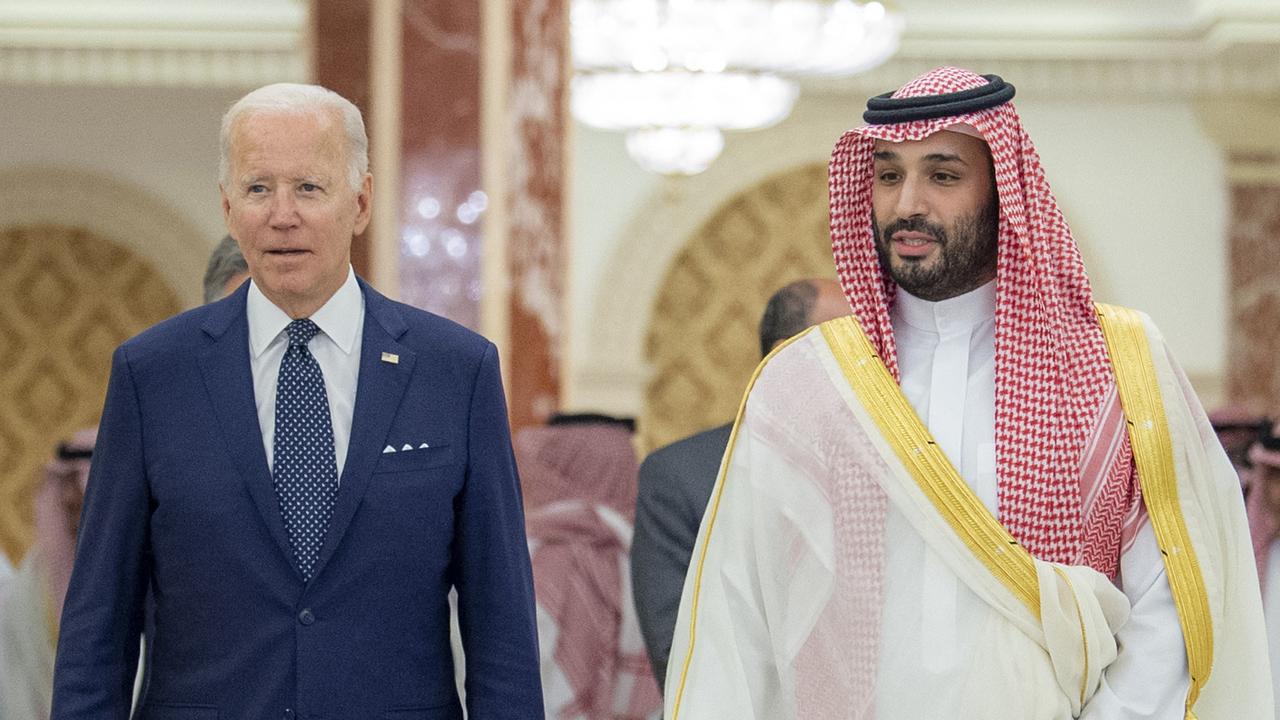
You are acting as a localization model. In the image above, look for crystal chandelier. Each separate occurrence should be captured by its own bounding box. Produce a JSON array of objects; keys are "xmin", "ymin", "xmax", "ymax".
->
[{"xmin": 571, "ymin": 0, "xmax": 904, "ymax": 175}]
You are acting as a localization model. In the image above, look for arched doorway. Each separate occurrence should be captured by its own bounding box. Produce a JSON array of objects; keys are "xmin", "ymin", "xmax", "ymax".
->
[
  {"xmin": 0, "ymin": 224, "xmax": 181, "ymax": 563},
  {"xmin": 639, "ymin": 163, "xmax": 834, "ymax": 452}
]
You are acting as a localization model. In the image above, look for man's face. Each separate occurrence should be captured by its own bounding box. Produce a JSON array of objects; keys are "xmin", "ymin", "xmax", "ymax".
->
[
  {"xmin": 871, "ymin": 131, "xmax": 998, "ymax": 302},
  {"xmin": 221, "ymin": 109, "xmax": 371, "ymax": 316}
]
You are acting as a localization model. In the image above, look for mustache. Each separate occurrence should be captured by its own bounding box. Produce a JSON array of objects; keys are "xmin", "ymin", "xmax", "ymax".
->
[{"xmin": 877, "ymin": 216, "xmax": 949, "ymax": 244}]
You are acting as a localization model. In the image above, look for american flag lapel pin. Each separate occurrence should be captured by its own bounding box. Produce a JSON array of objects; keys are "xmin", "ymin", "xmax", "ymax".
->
[{"xmin": 381, "ymin": 351, "xmax": 400, "ymax": 365}]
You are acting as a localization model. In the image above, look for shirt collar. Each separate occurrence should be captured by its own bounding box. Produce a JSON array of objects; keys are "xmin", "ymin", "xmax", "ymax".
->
[
  {"xmin": 246, "ymin": 267, "xmax": 363, "ymax": 358},
  {"xmin": 894, "ymin": 280, "xmax": 996, "ymax": 335}
]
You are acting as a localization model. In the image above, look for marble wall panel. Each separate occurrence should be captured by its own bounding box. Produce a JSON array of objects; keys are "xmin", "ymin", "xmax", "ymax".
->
[
  {"xmin": 505, "ymin": 0, "xmax": 567, "ymax": 429},
  {"xmin": 313, "ymin": 0, "xmax": 373, "ymax": 276},
  {"xmin": 1228, "ymin": 174, "xmax": 1280, "ymax": 415},
  {"xmin": 398, "ymin": 0, "xmax": 484, "ymax": 329}
]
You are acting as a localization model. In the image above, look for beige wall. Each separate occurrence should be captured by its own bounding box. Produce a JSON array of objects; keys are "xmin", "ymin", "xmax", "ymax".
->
[{"xmin": 0, "ymin": 84, "xmax": 247, "ymax": 304}]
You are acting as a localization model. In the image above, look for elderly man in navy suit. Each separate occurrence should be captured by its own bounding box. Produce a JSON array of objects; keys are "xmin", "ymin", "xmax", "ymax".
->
[{"xmin": 51, "ymin": 83, "xmax": 543, "ymax": 720}]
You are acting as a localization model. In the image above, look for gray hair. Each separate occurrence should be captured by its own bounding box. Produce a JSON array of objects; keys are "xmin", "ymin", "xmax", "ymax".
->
[
  {"xmin": 219, "ymin": 83, "xmax": 369, "ymax": 192},
  {"xmin": 203, "ymin": 235, "xmax": 248, "ymax": 303}
]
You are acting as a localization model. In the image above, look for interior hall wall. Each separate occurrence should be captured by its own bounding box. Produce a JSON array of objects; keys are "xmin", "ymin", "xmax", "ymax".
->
[
  {"xmin": 566, "ymin": 92, "xmax": 1231, "ymax": 425},
  {"xmin": 0, "ymin": 85, "xmax": 246, "ymax": 291},
  {"xmin": 0, "ymin": 84, "xmax": 246, "ymax": 561}
]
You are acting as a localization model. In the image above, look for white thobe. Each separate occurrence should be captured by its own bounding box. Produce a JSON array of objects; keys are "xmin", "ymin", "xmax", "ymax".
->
[{"xmin": 888, "ymin": 282, "xmax": 1188, "ymax": 718}]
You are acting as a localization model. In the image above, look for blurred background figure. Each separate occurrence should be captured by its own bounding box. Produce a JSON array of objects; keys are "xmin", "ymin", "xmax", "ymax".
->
[
  {"xmin": 516, "ymin": 414, "xmax": 661, "ymax": 720},
  {"xmin": 202, "ymin": 234, "xmax": 249, "ymax": 303},
  {"xmin": 631, "ymin": 278, "xmax": 847, "ymax": 687},
  {"xmin": 1245, "ymin": 422, "xmax": 1280, "ymax": 710},
  {"xmin": 1209, "ymin": 405, "xmax": 1270, "ymax": 479},
  {"xmin": 0, "ymin": 429, "xmax": 95, "ymax": 720}
]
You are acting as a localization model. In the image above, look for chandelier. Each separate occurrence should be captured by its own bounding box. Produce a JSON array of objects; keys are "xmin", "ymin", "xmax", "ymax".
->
[{"xmin": 571, "ymin": 0, "xmax": 904, "ymax": 175}]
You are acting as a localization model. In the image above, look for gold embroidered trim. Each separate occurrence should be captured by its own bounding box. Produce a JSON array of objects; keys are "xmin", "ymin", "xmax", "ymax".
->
[
  {"xmin": 1095, "ymin": 303, "xmax": 1212, "ymax": 718},
  {"xmin": 669, "ymin": 327, "xmax": 816, "ymax": 720},
  {"xmin": 819, "ymin": 316, "xmax": 1041, "ymax": 618}
]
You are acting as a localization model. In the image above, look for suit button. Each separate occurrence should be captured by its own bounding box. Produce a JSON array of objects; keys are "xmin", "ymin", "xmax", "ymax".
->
[
  {"xmin": 298, "ymin": 609, "xmax": 315, "ymax": 626},
  {"xmin": 284, "ymin": 710, "xmax": 295, "ymax": 720}
]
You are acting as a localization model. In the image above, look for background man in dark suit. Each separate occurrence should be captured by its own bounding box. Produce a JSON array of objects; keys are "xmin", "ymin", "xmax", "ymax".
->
[
  {"xmin": 631, "ymin": 278, "xmax": 847, "ymax": 687},
  {"xmin": 203, "ymin": 234, "xmax": 249, "ymax": 303},
  {"xmin": 51, "ymin": 83, "xmax": 543, "ymax": 719}
]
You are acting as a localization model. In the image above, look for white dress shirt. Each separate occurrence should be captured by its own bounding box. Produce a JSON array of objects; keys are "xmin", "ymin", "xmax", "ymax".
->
[
  {"xmin": 247, "ymin": 267, "xmax": 364, "ymax": 480},
  {"xmin": 889, "ymin": 281, "xmax": 1188, "ymax": 718}
]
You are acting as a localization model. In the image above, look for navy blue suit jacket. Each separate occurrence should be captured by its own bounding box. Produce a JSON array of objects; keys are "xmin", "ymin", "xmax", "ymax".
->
[{"xmin": 51, "ymin": 279, "xmax": 544, "ymax": 720}]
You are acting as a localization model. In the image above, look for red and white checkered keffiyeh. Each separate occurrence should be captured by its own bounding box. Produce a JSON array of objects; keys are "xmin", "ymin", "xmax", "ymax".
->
[
  {"xmin": 516, "ymin": 422, "xmax": 662, "ymax": 719},
  {"xmin": 829, "ymin": 66, "xmax": 1143, "ymax": 574}
]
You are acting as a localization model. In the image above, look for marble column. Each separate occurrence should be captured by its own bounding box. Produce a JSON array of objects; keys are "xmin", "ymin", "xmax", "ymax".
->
[
  {"xmin": 1226, "ymin": 154, "xmax": 1280, "ymax": 415},
  {"xmin": 502, "ymin": 0, "xmax": 568, "ymax": 429},
  {"xmin": 312, "ymin": 0, "xmax": 373, "ymax": 276},
  {"xmin": 313, "ymin": 0, "xmax": 569, "ymax": 430},
  {"xmin": 1200, "ymin": 100, "xmax": 1280, "ymax": 417}
]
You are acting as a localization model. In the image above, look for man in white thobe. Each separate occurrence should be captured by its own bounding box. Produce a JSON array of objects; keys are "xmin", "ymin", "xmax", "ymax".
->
[{"xmin": 665, "ymin": 66, "xmax": 1271, "ymax": 719}]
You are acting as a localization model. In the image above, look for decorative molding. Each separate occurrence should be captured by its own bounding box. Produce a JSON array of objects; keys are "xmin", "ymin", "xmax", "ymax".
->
[
  {"xmin": 804, "ymin": 53, "xmax": 1280, "ymax": 100},
  {"xmin": 1196, "ymin": 99, "xmax": 1280, "ymax": 184},
  {"xmin": 802, "ymin": 3, "xmax": 1280, "ymax": 99},
  {"xmin": 1227, "ymin": 152, "xmax": 1280, "ymax": 185},
  {"xmin": 0, "ymin": 1, "xmax": 307, "ymax": 87}
]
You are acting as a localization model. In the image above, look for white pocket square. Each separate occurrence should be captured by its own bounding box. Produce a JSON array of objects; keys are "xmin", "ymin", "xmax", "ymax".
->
[{"xmin": 384, "ymin": 441, "xmax": 432, "ymax": 453}]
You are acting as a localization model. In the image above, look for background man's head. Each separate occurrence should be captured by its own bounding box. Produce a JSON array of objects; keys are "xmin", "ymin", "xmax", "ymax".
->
[
  {"xmin": 202, "ymin": 234, "xmax": 249, "ymax": 303},
  {"xmin": 758, "ymin": 278, "xmax": 849, "ymax": 356},
  {"xmin": 41, "ymin": 429, "xmax": 95, "ymax": 543},
  {"xmin": 219, "ymin": 83, "xmax": 372, "ymax": 318},
  {"xmin": 1250, "ymin": 424, "xmax": 1280, "ymax": 513},
  {"xmin": 870, "ymin": 129, "xmax": 998, "ymax": 302}
]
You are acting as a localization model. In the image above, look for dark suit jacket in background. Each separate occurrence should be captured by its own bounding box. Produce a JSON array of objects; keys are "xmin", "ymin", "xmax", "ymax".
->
[
  {"xmin": 630, "ymin": 423, "xmax": 732, "ymax": 688},
  {"xmin": 51, "ymin": 279, "xmax": 543, "ymax": 720}
]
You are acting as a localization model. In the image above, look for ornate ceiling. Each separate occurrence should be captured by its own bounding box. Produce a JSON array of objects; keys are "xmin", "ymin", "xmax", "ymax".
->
[
  {"xmin": 0, "ymin": 0, "xmax": 1276, "ymax": 96},
  {"xmin": 0, "ymin": 0, "xmax": 308, "ymax": 86}
]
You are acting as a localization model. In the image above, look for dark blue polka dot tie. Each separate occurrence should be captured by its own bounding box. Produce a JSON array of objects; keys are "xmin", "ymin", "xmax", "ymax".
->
[{"xmin": 272, "ymin": 318, "xmax": 338, "ymax": 581}]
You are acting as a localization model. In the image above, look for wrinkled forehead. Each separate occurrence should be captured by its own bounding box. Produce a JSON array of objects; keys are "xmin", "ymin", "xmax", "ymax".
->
[{"xmin": 230, "ymin": 107, "xmax": 344, "ymax": 150}]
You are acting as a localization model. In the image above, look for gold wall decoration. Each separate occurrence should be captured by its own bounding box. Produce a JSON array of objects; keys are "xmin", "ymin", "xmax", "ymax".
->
[
  {"xmin": 0, "ymin": 225, "xmax": 181, "ymax": 564},
  {"xmin": 640, "ymin": 163, "xmax": 835, "ymax": 453}
]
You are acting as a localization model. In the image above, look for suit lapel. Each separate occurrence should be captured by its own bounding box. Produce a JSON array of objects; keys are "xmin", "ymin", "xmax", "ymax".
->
[
  {"xmin": 309, "ymin": 281, "xmax": 416, "ymax": 583},
  {"xmin": 196, "ymin": 286, "xmax": 297, "ymax": 572}
]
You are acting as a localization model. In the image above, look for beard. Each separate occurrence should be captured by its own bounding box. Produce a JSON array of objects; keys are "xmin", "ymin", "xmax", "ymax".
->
[{"xmin": 872, "ymin": 196, "xmax": 999, "ymax": 302}]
